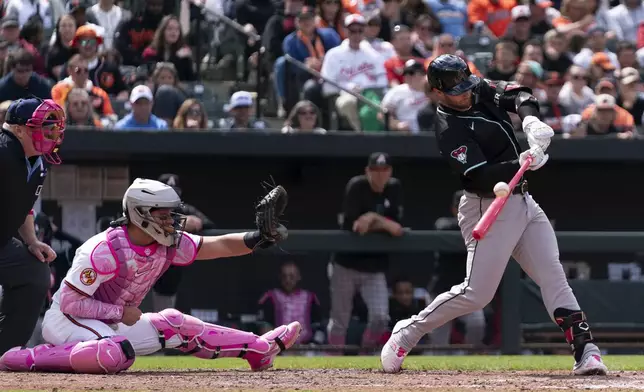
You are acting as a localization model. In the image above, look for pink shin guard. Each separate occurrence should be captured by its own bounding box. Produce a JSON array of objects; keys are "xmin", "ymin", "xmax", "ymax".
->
[
  {"xmin": 148, "ymin": 308, "xmax": 270, "ymax": 360},
  {"xmin": 0, "ymin": 336, "xmax": 135, "ymax": 374}
]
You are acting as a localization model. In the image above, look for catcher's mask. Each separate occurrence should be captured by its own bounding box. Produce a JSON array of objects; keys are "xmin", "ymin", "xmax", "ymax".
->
[{"xmin": 6, "ymin": 98, "xmax": 66, "ymax": 164}]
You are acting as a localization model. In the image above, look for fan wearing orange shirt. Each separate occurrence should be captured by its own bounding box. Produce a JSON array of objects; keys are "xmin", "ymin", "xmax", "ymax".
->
[
  {"xmin": 384, "ymin": 25, "xmax": 425, "ymax": 86},
  {"xmin": 423, "ymin": 34, "xmax": 482, "ymax": 77},
  {"xmin": 467, "ymin": 0, "xmax": 516, "ymax": 38}
]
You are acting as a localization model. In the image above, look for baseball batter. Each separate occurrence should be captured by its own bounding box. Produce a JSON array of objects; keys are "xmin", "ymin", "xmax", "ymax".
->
[
  {"xmin": 382, "ymin": 54, "xmax": 607, "ymax": 376},
  {"xmin": 0, "ymin": 179, "xmax": 301, "ymax": 374}
]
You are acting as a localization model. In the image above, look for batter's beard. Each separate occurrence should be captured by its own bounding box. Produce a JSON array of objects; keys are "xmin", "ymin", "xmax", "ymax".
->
[{"xmin": 441, "ymin": 91, "xmax": 473, "ymax": 111}]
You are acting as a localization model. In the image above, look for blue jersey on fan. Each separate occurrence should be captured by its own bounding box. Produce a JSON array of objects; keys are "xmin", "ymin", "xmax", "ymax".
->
[{"xmin": 426, "ymin": 0, "xmax": 467, "ymax": 38}]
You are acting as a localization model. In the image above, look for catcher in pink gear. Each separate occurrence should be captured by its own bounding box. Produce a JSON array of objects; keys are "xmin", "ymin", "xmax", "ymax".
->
[{"xmin": 0, "ymin": 178, "xmax": 300, "ymax": 374}]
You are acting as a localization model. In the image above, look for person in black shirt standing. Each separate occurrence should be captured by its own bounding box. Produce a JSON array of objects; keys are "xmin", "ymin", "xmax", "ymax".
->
[
  {"xmin": 382, "ymin": 54, "xmax": 607, "ymax": 376},
  {"xmin": 0, "ymin": 97, "xmax": 65, "ymax": 356},
  {"xmin": 328, "ymin": 152, "xmax": 404, "ymax": 350}
]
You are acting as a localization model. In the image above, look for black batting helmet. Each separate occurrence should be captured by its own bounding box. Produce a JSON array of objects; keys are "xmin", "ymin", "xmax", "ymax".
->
[{"xmin": 427, "ymin": 54, "xmax": 480, "ymax": 95}]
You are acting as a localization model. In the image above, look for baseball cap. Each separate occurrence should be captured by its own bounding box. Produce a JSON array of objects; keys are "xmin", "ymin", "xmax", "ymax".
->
[
  {"xmin": 403, "ymin": 59, "xmax": 424, "ymax": 75},
  {"xmin": 528, "ymin": 0, "xmax": 553, "ymax": 8},
  {"xmin": 297, "ymin": 6, "xmax": 315, "ymax": 19},
  {"xmin": 225, "ymin": 91, "xmax": 253, "ymax": 111},
  {"xmin": 590, "ymin": 52, "xmax": 615, "ymax": 71},
  {"xmin": 595, "ymin": 78, "xmax": 616, "ymax": 93},
  {"xmin": 1, "ymin": 17, "xmax": 19, "ymax": 29},
  {"xmin": 523, "ymin": 60, "xmax": 544, "ymax": 79},
  {"xmin": 6, "ymin": 98, "xmax": 45, "ymax": 125},
  {"xmin": 511, "ymin": 5, "xmax": 531, "ymax": 20},
  {"xmin": 367, "ymin": 152, "xmax": 391, "ymax": 168},
  {"xmin": 129, "ymin": 85, "xmax": 154, "ymax": 103},
  {"xmin": 71, "ymin": 25, "xmax": 104, "ymax": 47},
  {"xmin": 619, "ymin": 67, "xmax": 640, "ymax": 85},
  {"xmin": 345, "ymin": 14, "xmax": 366, "ymax": 27},
  {"xmin": 587, "ymin": 25, "xmax": 607, "ymax": 36},
  {"xmin": 158, "ymin": 173, "xmax": 182, "ymax": 196},
  {"xmin": 595, "ymin": 94, "xmax": 615, "ymax": 110},
  {"xmin": 66, "ymin": 0, "xmax": 92, "ymax": 13}
]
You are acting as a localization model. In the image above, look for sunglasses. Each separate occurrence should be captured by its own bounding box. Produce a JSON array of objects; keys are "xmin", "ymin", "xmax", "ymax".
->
[
  {"xmin": 74, "ymin": 66, "xmax": 88, "ymax": 74},
  {"xmin": 187, "ymin": 108, "xmax": 202, "ymax": 116},
  {"xmin": 348, "ymin": 28, "xmax": 364, "ymax": 34},
  {"xmin": 571, "ymin": 74, "xmax": 586, "ymax": 80},
  {"xmin": 80, "ymin": 38, "xmax": 97, "ymax": 47}
]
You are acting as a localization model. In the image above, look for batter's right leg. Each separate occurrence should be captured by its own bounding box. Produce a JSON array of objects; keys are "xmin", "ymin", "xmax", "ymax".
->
[{"xmin": 381, "ymin": 194, "xmax": 530, "ymax": 373}]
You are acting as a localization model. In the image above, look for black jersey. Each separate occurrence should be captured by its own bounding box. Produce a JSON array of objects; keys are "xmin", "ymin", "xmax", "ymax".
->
[
  {"xmin": 0, "ymin": 129, "xmax": 49, "ymax": 246},
  {"xmin": 435, "ymin": 79, "xmax": 539, "ymax": 195}
]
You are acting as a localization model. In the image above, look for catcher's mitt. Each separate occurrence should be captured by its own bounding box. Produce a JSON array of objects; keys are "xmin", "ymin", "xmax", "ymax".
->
[{"xmin": 255, "ymin": 185, "xmax": 288, "ymax": 248}]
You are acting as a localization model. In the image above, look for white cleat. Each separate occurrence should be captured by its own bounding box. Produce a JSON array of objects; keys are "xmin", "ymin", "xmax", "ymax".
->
[
  {"xmin": 381, "ymin": 337, "xmax": 408, "ymax": 374},
  {"xmin": 573, "ymin": 345, "xmax": 608, "ymax": 376}
]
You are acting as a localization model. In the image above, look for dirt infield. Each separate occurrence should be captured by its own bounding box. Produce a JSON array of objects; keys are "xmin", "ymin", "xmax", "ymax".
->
[{"xmin": 2, "ymin": 369, "xmax": 644, "ymax": 391}]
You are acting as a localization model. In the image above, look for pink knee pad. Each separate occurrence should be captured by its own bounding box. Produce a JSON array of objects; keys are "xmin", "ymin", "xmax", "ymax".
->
[
  {"xmin": 148, "ymin": 308, "xmax": 269, "ymax": 359},
  {"xmin": 0, "ymin": 337, "xmax": 135, "ymax": 374}
]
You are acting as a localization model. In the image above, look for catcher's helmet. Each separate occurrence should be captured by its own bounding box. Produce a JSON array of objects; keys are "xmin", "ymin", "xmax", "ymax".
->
[{"xmin": 427, "ymin": 54, "xmax": 480, "ymax": 96}]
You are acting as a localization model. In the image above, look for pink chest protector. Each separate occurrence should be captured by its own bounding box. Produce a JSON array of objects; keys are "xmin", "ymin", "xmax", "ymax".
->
[{"xmin": 88, "ymin": 227, "xmax": 196, "ymax": 315}]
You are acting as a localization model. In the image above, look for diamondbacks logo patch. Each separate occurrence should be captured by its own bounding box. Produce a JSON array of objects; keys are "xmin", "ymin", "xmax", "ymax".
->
[
  {"xmin": 450, "ymin": 146, "xmax": 468, "ymax": 164},
  {"xmin": 80, "ymin": 268, "xmax": 97, "ymax": 286}
]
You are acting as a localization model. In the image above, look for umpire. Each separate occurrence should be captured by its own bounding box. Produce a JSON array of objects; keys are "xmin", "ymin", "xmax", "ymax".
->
[{"xmin": 0, "ymin": 98, "xmax": 65, "ymax": 355}]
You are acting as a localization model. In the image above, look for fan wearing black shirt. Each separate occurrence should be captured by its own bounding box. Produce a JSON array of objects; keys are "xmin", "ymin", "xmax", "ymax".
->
[
  {"xmin": 328, "ymin": 152, "xmax": 404, "ymax": 350},
  {"xmin": 486, "ymin": 41, "xmax": 519, "ymax": 82}
]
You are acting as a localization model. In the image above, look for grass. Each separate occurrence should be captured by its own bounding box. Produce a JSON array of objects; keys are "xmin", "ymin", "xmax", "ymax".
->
[{"xmin": 127, "ymin": 354, "xmax": 644, "ymax": 372}]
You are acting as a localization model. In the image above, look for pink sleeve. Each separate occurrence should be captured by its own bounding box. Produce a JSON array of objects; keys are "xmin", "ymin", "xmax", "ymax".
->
[{"xmin": 59, "ymin": 281, "xmax": 124, "ymax": 321}]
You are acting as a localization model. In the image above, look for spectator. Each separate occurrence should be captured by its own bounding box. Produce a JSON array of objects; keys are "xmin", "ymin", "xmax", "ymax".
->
[
  {"xmin": 527, "ymin": 0, "xmax": 560, "ymax": 35},
  {"xmin": 515, "ymin": 60, "xmax": 547, "ymax": 101},
  {"xmin": 573, "ymin": 26, "xmax": 619, "ymax": 70},
  {"xmin": 467, "ymin": 0, "xmax": 515, "ymax": 39},
  {"xmin": 329, "ymin": 152, "xmax": 403, "ymax": 349},
  {"xmin": 47, "ymin": 0, "xmax": 103, "ymax": 47},
  {"xmin": 172, "ymin": 99, "xmax": 209, "ymax": 130},
  {"xmin": 257, "ymin": 262, "xmax": 324, "ymax": 345},
  {"xmin": 486, "ymin": 40, "xmax": 520, "ymax": 81},
  {"xmin": 595, "ymin": 77, "xmax": 617, "ymax": 96},
  {"xmin": 606, "ymin": 0, "xmax": 644, "ymax": 42},
  {"xmin": 149, "ymin": 62, "xmax": 187, "ymax": 123},
  {"xmin": 521, "ymin": 39, "xmax": 545, "ymax": 63},
  {"xmin": 0, "ymin": 100, "xmax": 11, "ymax": 120},
  {"xmin": 19, "ymin": 16, "xmax": 45, "ymax": 51},
  {"xmin": 542, "ymin": 29, "xmax": 574, "ymax": 74},
  {"xmin": 51, "ymin": 54, "xmax": 115, "ymax": 126},
  {"xmin": 424, "ymin": 34, "xmax": 483, "ymax": 77},
  {"xmin": 316, "ymin": 0, "xmax": 346, "ymax": 40},
  {"xmin": 114, "ymin": 0, "xmax": 165, "ymax": 66},
  {"xmin": 142, "ymin": 15, "xmax": 195, "ymax": 81},
  {"xmin": 45, "ymin": 15, "xmax": 77, "ymax": 80},
  {"xmin": 410, "ymin": 14, "xmax": 436, "ymax": 59},
  {"xmin": 342, "ymin": 0, "xmax": 379, "ymax": 17},
  {"xmin": 3, "ymin": 0, "xmax": 56, "ymax": 30},
  {"xmin": 574, "ymin": 93, "xmax": 635, "ymax": 138},
  {"xmin": 426, "ymin": 0, "xmax": 467, "ymax": 39},
  {"xmin": 384, "ymin": 25, "xmax": 425, "ymax": 87},
  {"xmin": 277, "ymin": 6, "xmax": 341, "ymax": 112},
  {"xmin": 0, "ymin": 49, "xmax": 51, "ymax": 101},
  {"xmin": 430, "ymin": 190, "xmax": 486, "ymax": 348},
  {"xmin": 400, "ymin": 0, "xmax": 440, "ymax": 27},
  {"xmin": 1, "ymin": 16, "xmax": 45, "ymax": 75},
  {"xmin": 380, "ymin": 59, "xmax": 428, "ymax": 133},
  {"xmin": 320, "ymin": 14, "xmax": 388, "ymax": 132},
  {"xmin": 262, "ymin": 0, "xmax": 304, "ymax": 82},
  {"xmin": 615, "ymin": 41, "xmax": 640, "ymax": 69},
  {"xmin": 588, "ymin": 52, "xmax": 617, "ymax": 87},
  {"xmin": 552, "ymin": 0, "xmax": 600, "ymax": 36},
  {"xmin": 114, "ymin": 84, "xmax": 168, "ymax": 130},
  {"xmin": 281, "ymin": 100, "xmax": 327, "ymax": 133},
  {"xmin": 616, "ymin": 67, "xmax": 644, "ymax": 127},
  {"xmin": 218, "ymin": 91, "xmax": 267, "ymax": 130},
  {"xmin": 558, "ymin": 64, "xmax": 596, "ymax": 113},
  {"xmin": 387, "ymin": 278, "xmax": 428, "ymax": 333},
  {"xmin": 363, "ymin": 13, "xmax": 396, "ymax": 61},
  {"xmin": 64, "ymin": 87, "xmax": 102, "ymax": 128},
  {"xmin": 505, "ymin": 5, "xmax": 533, "ymax": 55},
  {"xmin": 541, "ymin": 72, "xmax": 569, "ymax": 133},
  {"xmin": 61, "ymin": 25, "xmax": 128, "ymax": 98},
  {"xmin": 87, "ymin": 0, "xmax": 130, "ymax": 50},
  {"xmin": 0, "ymin": 40, "xmax": 9, "ymax": 77},
  {"xmin": 377, "ymin": 0, "xmax": 405, "ymax": 42},
  {"xmin": 236, "ymin": 0, "xmax": 276, "ymax": 37}
]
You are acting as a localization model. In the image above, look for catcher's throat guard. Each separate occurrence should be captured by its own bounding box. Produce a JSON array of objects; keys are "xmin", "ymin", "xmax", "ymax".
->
[{"xmin": 27, "ymin": 99, "xmax": 66, "ymax": 165}]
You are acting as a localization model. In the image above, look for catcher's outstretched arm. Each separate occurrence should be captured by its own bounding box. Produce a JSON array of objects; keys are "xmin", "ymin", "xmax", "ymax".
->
[{"xmin": 195, "ymin": 185, "xmax": 289, "ymax": 260}]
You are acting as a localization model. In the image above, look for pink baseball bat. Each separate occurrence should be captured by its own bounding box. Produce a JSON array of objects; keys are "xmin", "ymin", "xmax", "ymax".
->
[{"xmin": 472, "ymin": 155, "xmax": 533, "ymax": 241}]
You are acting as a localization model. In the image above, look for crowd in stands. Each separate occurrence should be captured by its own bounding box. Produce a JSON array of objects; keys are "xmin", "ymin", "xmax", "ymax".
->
[{"xmin": 0, "ymin": 0, "xmax": 642, "ymax": 135}]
